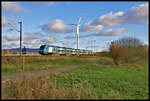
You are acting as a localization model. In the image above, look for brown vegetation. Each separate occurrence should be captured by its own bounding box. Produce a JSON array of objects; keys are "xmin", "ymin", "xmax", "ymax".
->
[
  {"xmin": 2, "ymin": 76, "xmax": 98, "ymax": 100},
  {"xmin": 109, "ymin": 42, "xmax": 127, "ymax": 65},
  {"xmin": 108, "ymin": 37, "xmax": 148, "ymax": 66}
]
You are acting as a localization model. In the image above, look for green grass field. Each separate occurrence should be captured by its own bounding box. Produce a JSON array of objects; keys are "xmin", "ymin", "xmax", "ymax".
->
[
  {"xmin": 47, "ymin": 63, "xmax": 148, "ymax": 99},
  {"xmin": 2, "ymin": 55, "xmax": 149, "ymax": 99}
]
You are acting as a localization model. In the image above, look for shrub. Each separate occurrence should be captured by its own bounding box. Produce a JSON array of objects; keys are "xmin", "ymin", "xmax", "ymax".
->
[
  {"xmin": 109, "ymin": 37, "xmax": 148, "ymax": 65},
  {"xmin": 109, "ymin": 42, "xmax": 127, "ymax": 65},
  {"xmin": 124, "ymin": 45, "xmax": 148, "ymax": 64}
]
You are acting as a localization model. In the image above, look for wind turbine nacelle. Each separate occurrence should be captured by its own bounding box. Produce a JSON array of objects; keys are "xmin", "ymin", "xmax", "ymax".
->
[{"xmin": 77, "ymin": 24, "xmax": 80, "ymax": 27}]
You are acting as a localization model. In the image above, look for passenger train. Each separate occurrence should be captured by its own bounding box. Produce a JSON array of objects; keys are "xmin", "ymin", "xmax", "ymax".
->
[{"xmin": 39, "ymin": 45, "xmax": 94, "ymax": 56}]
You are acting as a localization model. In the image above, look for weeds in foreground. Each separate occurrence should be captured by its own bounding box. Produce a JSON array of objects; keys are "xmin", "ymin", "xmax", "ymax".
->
[{"xmin": 2, "ymin": 76, "xmax": 98, "ymax": 99}]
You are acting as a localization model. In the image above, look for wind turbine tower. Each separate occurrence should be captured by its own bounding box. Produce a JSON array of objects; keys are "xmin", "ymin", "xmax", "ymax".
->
[{"xmin": 69, "ymin": 16, "xmax": 82, "ymax": 49}]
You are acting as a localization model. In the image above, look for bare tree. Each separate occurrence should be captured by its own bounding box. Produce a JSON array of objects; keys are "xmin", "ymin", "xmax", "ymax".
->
[{"xmin": 112, "ymin": 37, "xmax": 143, "ymax": 48}]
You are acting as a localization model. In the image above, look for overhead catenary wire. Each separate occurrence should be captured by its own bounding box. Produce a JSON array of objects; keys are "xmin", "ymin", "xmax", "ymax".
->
[{"xmin": 6, "ymin": 19, "xmax": 22, "ymax": 57}]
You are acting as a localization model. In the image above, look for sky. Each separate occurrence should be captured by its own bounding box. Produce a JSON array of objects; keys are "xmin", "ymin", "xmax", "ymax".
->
[{"xmin": 2, "ymin": 1, "xmax": 149, "ymax": 51}]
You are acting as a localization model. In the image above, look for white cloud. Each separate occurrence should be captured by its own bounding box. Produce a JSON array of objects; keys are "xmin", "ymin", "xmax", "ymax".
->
[
  {"xmin": 2, "ymin": 39, "xmax": 19, "ymax": 49},
  {"xmin": 24, "ymin": 40, "xmax": 40, "ymax": 46},
  {"xmin": 64, "ymin": 35, "xmax": 76, "ymax": 39},
  {"xmin": 2, "ymin": 2, "xmax": 24, "ymax": 13},
  {"xmin": 81, "ymin": 21, "xmax": 104, "ymax": 32},
  {"xmin": 96, "ymin": 11, "xmax": 124, "ymax": 27},
  {"xmin": 65, "ymin": 28, "xmax": 126, "ymax": 39},
  {"xmin": 64, "ymin": 33, "xmax": 93, "ymax": 39},
  {"xmin": 2, "ymin": 39, "xmax": 6, "ymax": 44},
  {"xmin": 22, "ymin": 31, "xmax": 59, "ymax": 48},
  {"xmin": 80, "ymin": 11, "xmax": 125, "ymax": 32},
  {"xmin": 82, "ymin": 3, "xmax": 148, "ymax": 33},
  {"xmin": 40, "ymin": 36, "xmax": 58, "ymax": 45},
  {"xmin": 23, "ymin": 31, "xmax": 45, "ymax": 48},
  {"xmin": 24, "ymin": 32, "xmax": 44, "ymax": 40},
  {"xmin": 95, "ymin": 28, "xmax": 127, "ymax": 36},
  {"xmin": 4, "ymin": 34, "xmax": 19, "ymax": 41},
  {"xmin": 41, "ymin": 19, "xmax": 72, "ymax": 33},
  {"xmin": 62, "ymin": 41, "xmax": 69, "ymax": 46},
  {"xmin": 124, "ymin": 3, "xmax": 148, "ymax": 23},
  {"xmin": 2, "ymin": 16, "xmax": 9, "ymax": 26}
]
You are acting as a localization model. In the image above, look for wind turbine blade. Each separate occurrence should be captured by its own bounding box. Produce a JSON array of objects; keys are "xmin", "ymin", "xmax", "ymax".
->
[
  {"xmin": 68, "ymin": 24, "xmax": 76, "ymax": 26},
  {"xmin": 78, "ymin": 16, "xmax": 82, "ymax": 24}
]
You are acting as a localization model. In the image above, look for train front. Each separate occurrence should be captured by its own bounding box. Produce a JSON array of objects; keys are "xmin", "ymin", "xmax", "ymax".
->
[{"xmin": 39, "ymin": 45, "xmax": 45, "ymax": 55}]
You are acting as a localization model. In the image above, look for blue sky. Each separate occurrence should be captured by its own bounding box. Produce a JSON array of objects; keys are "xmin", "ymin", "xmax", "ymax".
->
[{"xmin": 2, "ymin": 1, "xmax": 149, "ymax": 51}]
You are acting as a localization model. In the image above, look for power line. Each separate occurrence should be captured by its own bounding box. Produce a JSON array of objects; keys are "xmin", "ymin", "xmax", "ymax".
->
[
  {"xmin": 6, "ymin": 20, "xmax": 22, "ymax": 57},
  {"xmin": 7, "ymin": 22, "xmax": 20, "ymax": 32}
]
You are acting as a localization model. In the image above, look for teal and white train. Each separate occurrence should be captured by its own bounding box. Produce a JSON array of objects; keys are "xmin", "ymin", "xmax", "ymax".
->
[{"xmin": 39, "ymin": 45, "xmax": 94, "ymax": 56}]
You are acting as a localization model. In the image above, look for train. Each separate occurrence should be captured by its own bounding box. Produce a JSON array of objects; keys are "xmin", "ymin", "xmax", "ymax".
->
[{"xmin": 39, "ymin": 45, "xmax": 94, "ymax": 56}]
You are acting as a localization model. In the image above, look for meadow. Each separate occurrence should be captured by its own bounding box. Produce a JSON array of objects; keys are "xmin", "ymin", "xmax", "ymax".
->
[
  {"xmin": 2, "ymin": 56, "xmax": 99, "ymax": 75},
  {"xmin": 2, "ymin": 53, "xmax": 149, "ymax": 99}
]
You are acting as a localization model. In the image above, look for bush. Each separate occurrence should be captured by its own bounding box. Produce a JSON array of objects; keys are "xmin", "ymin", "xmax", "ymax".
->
[
  {"xmin": 124, "ymin": 45, "xmax": 148, "ymax": 64},
  {"xmin": 109, "ymin": 43, "xmax": 127, "ymax": 65},
  {"xmin": 109, "ymin": 37, "xmax": 148, "ymax": 65},
  {"xmin": 109, "ymin": 41, "xmax": 148, "ymax": 65}
]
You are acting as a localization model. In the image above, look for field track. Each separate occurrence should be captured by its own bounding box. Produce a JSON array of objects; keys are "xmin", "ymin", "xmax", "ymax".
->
[{"xmin": 2, "ymin": 64, "xmax": 84, "ymax": 84}]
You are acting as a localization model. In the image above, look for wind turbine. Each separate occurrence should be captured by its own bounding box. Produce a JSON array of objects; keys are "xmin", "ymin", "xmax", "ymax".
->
[{"xmin": 68, "ymin": 16, "xmax": 82, "ymax": 49}]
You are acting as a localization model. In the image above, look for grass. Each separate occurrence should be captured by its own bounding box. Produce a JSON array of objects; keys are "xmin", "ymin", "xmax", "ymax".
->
[
  {"xmin": 2, "ymin": 76, "xmax": 98, "ymax": 99},
  {"xmin": 2, "ymin": 56, "xmax": 100, "ymax": 76},
  {"xmin": 1, "ymin": 54, "xmax": 41, "ymax": 56},
  {"xmin": 2, "ymin": 54, "xmax": 148, "ymax": 99},
  {"xmin": 46, "ymin": 63, "xmax": 148, "ymax": 99}
]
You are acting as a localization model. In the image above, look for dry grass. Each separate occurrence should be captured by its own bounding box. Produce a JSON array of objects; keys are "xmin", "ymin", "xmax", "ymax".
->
[
  {"xmin": 2, "ymin": 76, "xmax": 98, "ymax": 100},
  {"xmin": 102, "ymin": 90, "xmax": 121, "ymax": 100}
]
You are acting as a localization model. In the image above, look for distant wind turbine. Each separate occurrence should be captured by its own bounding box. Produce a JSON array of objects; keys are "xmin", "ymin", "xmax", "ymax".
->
[{"xmin": 68, "ymin": 16, "xmax": 82, "ymax": 49}]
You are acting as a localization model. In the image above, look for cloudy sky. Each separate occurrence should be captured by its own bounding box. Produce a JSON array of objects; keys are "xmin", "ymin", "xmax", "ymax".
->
[{"xmin": 2, "ymin": 1, "xmax": 149, "ymax": 51}]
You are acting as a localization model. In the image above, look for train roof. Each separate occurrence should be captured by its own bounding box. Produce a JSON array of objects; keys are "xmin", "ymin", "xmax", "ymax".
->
[{"xmin": 40, "ymin": 44, "xmax": 92, "ymax": 51}]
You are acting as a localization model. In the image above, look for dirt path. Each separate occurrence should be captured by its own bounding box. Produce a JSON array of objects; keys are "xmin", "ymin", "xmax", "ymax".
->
[{"xmin": 2, "ymin": 64, "xmax": 84, "ymax": 83}]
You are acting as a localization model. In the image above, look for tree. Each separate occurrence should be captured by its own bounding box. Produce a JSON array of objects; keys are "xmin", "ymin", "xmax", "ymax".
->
[{"xmin": 113, "ymin": 37, "xmax": 143, "ymax": 48}]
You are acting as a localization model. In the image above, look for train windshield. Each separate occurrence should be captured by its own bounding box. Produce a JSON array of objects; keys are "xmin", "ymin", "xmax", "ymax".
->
[{"xmin": 40, "ymin": 45, "xmax": 45, "ymax": 49}]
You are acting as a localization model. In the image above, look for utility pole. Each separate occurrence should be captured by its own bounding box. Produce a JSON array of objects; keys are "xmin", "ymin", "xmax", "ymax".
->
[
  {"xmin": 91, "ymin": 40, "xmax": 92, "ymax": 53},
  {"xmin": 7, "ymin": 21, "xmax": 23, "ymax": 70},
  {"xmin": 93, "ymin": 40, "xmax": 96, "ymax": 55},
  {"xmin": 18, "ymin": 21, "xmax": 22, "ymax": 57}
]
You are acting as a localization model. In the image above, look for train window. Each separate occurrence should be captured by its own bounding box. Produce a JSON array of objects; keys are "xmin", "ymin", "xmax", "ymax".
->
[
  {"xmin": 40, "ymin": 45, "xmax": 45, "ymax": 49},
  {"xmin": 53, "ymin": 48, "xmax": 56, "ymax": 51}
]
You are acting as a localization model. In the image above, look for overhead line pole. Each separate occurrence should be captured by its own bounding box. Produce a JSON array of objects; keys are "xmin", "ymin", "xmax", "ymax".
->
[
  {"xmin": 18, "ymin": 21, "xmax": 22, "ymax": 57},
  {"xmin": 7, "ymin": 21, "xmax": 23, "ymax": 70}
]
